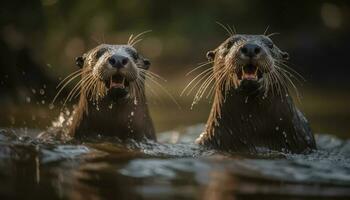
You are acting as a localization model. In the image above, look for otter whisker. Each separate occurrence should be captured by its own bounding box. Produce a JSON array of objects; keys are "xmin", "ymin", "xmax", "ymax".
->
[
  {"xmin": 226, "ymin": 23, "xmax": 236, "ymax": 35},
  {"xmin": 272, "ymin": 64, "xmax": 294, "ymax": 99},
  {"xmin": 71, "ymin": 72, "xmax": 96, "ymax": 100},
  {"xmin": 57, "ymin": 69, "xmax": 84, "ymax": 89},
  {"xmin": 139, "ymin": 77, "xmax": 164, "ymax": 105},
  {"xmin": 216, "ymin": 22, "xmax": 234, "ymax": 36},
  {"xmin": 194, "ymin": 73, "xmax": 216, "ymax": 101},
  {"xmin": 275, "ymin": 65, "xmax": 303, "ymax": 85},
  {"xmin": 71, "ymin": 79, "xmax": 93, "ymax": 101},
  {"xmin": 264, "ymin": 60, "xmax": 276, "ymax": 96},
  {"xmin": 206, "ymin": 83, "xmax": 216, "ymax": 99},
  {"xmin": 275, "ymin": 70, "xmax": 289, "ymax": 97},
  {"xmin": 131, "ymin": 71, "xmax": 146, "ymax": 101},
  {"xmin": 128, "ymin": 30, "xmax": 152, "ymax": 46},
  {"xmin": 263, "ymin": 25, "xmax": 270, "ymax": 35},
  {"xmin": 185, "ymin": 69, "xmax": 213, "ymax": 97},
  {"xmin": 63, "ymin": 76, "xmax": 90, "ymax": 105},
  {"xmin": 137, "ymin": 72, "xmax": 167, "ymax": 105},
  {"xmin": 65, "ymin": 73, "xmax": 95, "ymax": 104},
  {"xmin": 231, "ymin": 24, "xmax": 237, "ymax": 35},
  {"xmin": 140, "ymin": 69, "xmax": 167, "ymax": 82},
  {"xmin": 83, "ymin": 76, "xmax": 99, "ymax": 101},
  {"xmin": 143, "ymin": 74, "xmax": 180, "ymax": 108},
  {"xmin": 267, "ymin": 32, "xmax": 280, "ymax": 38},
  {"xmin": 132, "ymin": 79, "xmax": 145, "ymax": 101},
  {"xmin": 275, "ymin": 60, "xmax": 306, "ymax": 82},
  {"xmin": 139, "ymin": 69, "xmax": 167, "ymax": 83},
  {"xmin": 130, "ymin": 39, "xmax": 143, "ymax": 47},
  {"xmin": 52, "ymin": 69, "xmax": 91, "ymax": 104},
  {"xmin": 192, "ymin": 74, "xmax": 215, "ymax": 104},
  {"xmin": 181, "ymin": 67, "xmax": 213, "ymax": 96},
  {"xmin": 186, "ymin": 61, "xmax": 213, "ymax": 76},
  {"xmin": 270, "ymin": 69, "xmax": 287, "ymax": 98},
  {"xmin": 275, "ymin": 67, "xmax": 302, "ymax": 101}
]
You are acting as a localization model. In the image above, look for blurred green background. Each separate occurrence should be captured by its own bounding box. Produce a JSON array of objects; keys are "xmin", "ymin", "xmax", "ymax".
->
[{"xmin": 0, "ymin": 0, "xmax": 349, "ymax": 138}]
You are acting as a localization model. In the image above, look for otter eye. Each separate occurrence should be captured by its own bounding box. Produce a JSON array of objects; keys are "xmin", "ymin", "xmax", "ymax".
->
[
  {"xmin": 125, "ymin": 48, "xmax": 139, "ymax": 60},
  {"xmin": 225, "ymin": 40, "xmax": 233, "ymax": 49},
  {"xmin": 266, "ymin": 41, "xmax": 274, "ymax": 49},
  {"xmin": 131, "ymin": 52, "xmax": 139, "ymax": 60},
  {"xmin": 96, "ymin": 48, "xmax": 107, "ymax": 59}
]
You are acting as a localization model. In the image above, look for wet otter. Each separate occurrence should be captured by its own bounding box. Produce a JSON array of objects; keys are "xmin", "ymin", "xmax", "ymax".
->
[
  {"xmin": 188, "ymin": 34, "xmax": 316, "ymax": 153},
  {"xmin": 47, "ymin": 40, "xmax": 156, "ymax": 141}
]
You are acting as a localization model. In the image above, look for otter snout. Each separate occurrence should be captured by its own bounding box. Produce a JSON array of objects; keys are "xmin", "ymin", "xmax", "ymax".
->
[
  {"xmin": 108, "ymin": 55, "xmax": 129, "ymax": 69},
  {"xmin": 239, "ymin": 43, "xmax": 262, "ymax": 59}
]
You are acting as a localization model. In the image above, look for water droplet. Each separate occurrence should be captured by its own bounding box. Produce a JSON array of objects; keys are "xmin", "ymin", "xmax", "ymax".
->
[
  {"xmin": 131, "ymin": 111, "xmax": 134, "ymax": 116},
  {"xmin": 26, "ymin": 97, "xmax": 31, "ymax": 103},
  {"xmin": 39, "ymin": 89, "xmax": 45, "ymax": 95},
  {"xmin": 283, "ymin": 131, "xmax": 287, "ymax": 137},
  {"xmin": 280, "ymin": 118, "xmax": 283, "ymax": 121},
  {"xmin": 41, "ymin": 100, "xmax": 45, "ymax": 104},
  {"xmin": 275, "ymin": 126, "xmax": 280, "ymax": 131},
  {"xmin": 134, "ymin": 98, "xmax": 138, "ymax": 105}
]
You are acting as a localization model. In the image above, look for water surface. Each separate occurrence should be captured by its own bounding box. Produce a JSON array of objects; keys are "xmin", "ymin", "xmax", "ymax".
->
[{"xmin": 0, "ymin": 125, "xmax": 350, "ymax": 200}]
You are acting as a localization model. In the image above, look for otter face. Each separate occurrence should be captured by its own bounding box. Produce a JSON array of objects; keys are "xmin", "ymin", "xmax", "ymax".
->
[
  {"xmin": 76, "ymin": 44, "xmax": 151, "ymax": 100},
  {"xmin": 207, "ymin": 35, "xmax": 289, "ymax": 93}
]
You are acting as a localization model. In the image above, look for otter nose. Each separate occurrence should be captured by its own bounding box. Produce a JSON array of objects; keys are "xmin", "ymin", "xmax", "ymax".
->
[
  {"xmin": 240, "ymin": 44, "xmax": 262, "ymax": 58},
  {"xmin": 108, "ymin": 55, "xmax": 129, "ymax": 69}
]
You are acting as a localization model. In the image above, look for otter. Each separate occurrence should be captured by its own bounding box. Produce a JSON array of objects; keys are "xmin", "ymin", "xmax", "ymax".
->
[
  {"xmin": 190, "ymin": 34, "xmax": 316, "ymax": 154},
  {"xmin": 47, "ymin": 42, "xmax": 156, "ymax": 141}
]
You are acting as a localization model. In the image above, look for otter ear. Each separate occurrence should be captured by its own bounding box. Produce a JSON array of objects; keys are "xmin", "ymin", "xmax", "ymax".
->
[
  {"xmin": 281, "ymin": 51, "xmax": 289, "ymax": 60},
  {"xmin": 75, "ymin": 56, "xmax": 85, "ymax": 68},
  {"xmin": 143, "ymin": 58, "xmax": 151, "ymax": 70},
  {"xmin": 206, "ymin": 50, "xmax": 216, "ymax": 61}
]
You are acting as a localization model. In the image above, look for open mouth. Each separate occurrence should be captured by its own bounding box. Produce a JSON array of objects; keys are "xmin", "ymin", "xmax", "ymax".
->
[
  {"xmin": 106, "ymin": 74, "xmax": 129, "ymax": 90},
  {"xmin": 237, "ymin": 64, "xmax": 263, "ymax": 81}
]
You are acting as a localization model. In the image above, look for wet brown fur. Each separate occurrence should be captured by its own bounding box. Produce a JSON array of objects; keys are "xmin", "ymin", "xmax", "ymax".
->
[
  {"xmin": 192, "ymin": 33, "xmax": 316, "ymax": 153},
  {"xmin": 65, "ymin": 43, "xmax": 156, "ymax": 141}
]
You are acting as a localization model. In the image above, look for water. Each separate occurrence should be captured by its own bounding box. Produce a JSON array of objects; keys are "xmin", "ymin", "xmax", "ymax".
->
[{"xmin": 0, "ymin": 125, "xmax": 350, "ymax": 200}]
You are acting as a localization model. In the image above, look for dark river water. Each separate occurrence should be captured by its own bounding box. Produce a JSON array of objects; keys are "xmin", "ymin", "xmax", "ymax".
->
[{"xmin": 0, "ymin": 124, "xmax": 350, "ymax": 200}]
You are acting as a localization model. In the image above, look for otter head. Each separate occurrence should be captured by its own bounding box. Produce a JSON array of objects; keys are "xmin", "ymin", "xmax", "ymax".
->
[
  {"xmin": 207, "ymin": 34, "xmax": 289, "ymax": 95},
  {"xmin": 75, "ymin": 44, "xmax": 151, "ymax": 101}
]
